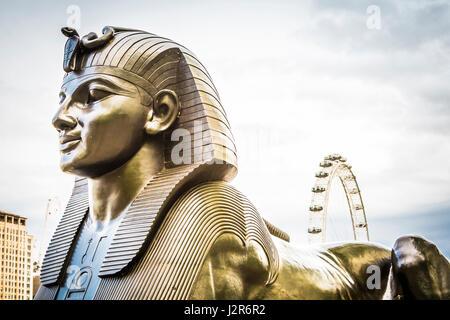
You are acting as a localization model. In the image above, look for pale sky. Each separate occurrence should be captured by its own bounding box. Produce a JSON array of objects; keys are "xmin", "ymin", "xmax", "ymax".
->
[{"xmin": 0, "ymin": 0, "xmax": 449, "ymax": 257}]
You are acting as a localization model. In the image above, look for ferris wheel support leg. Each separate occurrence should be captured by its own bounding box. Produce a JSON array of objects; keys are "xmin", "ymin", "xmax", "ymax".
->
[{"xmin": 390, "ymin": 235, "xmax": 450, "ymax": 300}]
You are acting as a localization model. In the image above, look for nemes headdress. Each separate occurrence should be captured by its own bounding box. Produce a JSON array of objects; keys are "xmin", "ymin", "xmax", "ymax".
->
[{"xmin": 61, "ymin": 26, "xmax": 237, "ymax": 173}]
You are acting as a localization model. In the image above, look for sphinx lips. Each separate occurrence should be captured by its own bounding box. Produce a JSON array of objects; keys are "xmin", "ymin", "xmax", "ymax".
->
[{"xmin": 60, "ymin": 139, "xmax": 81, "ymax": 152}]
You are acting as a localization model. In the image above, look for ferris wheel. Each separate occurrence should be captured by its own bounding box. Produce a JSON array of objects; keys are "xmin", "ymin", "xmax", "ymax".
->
[{"xmin": 307, "ymin": 154, "xmax": 369, "ymax": 244}]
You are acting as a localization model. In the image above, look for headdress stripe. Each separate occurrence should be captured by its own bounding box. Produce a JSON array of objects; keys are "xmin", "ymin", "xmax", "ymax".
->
[
  {"xmin": 116, "ymin": 36, "xmax": 161, "ymax": 69},
  {"xmin": 137, "ymin": 44, "xmax": 180, "ymax": 75},
  {"xmin": 108, "ymin": 34, "xmax": 154, "ymax": 67},
  {"xmin": 102, "ymin": 33, "xmax": 147, "ymax": 66},
  {"xmin": 124, "ymin": 40, "xmax": 170, "ymax": 71},
  {"xmin": 129, "ymin": 41, "xmax": 171, "ymax": 73},
  {"xmin": 87, "ymin": 31, "xmax": 134, "ymax": 67}
]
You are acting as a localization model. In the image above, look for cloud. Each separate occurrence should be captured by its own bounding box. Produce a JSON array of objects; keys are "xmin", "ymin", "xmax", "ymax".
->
[{"xmin": 0, "ymin": 0, "xmax": 448, "ymax": 254}]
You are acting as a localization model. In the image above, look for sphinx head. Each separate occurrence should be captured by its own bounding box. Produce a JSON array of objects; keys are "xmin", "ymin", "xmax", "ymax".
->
[{"xmin": 52, "ymin": 27, "xmax": 237, "ymax": 179}]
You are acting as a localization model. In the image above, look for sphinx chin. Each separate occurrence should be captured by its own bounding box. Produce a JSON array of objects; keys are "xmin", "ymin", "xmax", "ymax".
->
[
  {"xmin": 60, "ymin": 148, "xmax": 85, "ymax": 172},
  {"xmin": 59, "ymin": 156, "xmax": 77, "ymax": 174},
  {"xmin": 59, "ymin": 155, "xmax": 95, "ymax": 178}
]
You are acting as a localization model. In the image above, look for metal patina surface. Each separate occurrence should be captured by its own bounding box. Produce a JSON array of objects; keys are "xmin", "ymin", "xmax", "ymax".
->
[{"xmin": 35, "ymin": 26, "xmax": 449, "ymax": 300}]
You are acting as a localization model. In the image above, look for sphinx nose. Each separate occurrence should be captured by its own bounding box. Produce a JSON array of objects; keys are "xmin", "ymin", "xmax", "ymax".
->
[{"xmin": 52, "ymin": 111, "xmax": 77, "ymax": 131}]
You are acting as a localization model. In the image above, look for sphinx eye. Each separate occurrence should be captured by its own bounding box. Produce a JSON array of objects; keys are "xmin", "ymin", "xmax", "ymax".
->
[{"xmin": 87, "ymin": 88, "xmax": 111, "ymax": 104}]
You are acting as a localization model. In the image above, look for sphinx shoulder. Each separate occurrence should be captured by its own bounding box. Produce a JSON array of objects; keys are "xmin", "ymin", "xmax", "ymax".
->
[
  {"xmin": 189, "ymin": 233, "xmax": 271, "ymax": 299},
  {"xmin": 174, "ymin": 181, "xmax": 274, "ymax": 299}
]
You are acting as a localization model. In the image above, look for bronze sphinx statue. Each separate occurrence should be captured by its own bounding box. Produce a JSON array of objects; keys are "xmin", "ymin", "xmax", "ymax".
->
[{"xmin": 35, "ymin": 26, "xmax": 449, "ymax": 300}]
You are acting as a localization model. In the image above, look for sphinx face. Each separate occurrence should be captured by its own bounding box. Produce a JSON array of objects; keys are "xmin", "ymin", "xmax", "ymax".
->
[{"xmin": 52, "ymin": 73, "xmax": 149, "ymax": 177}]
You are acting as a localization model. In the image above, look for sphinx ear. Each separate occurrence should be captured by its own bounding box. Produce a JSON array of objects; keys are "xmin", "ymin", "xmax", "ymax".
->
[{"xmin": 145, "ymin": 89, "xmax": 180, "ymax": 135}]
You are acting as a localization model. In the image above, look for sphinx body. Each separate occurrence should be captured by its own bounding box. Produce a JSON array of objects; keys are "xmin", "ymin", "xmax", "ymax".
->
[
  {"xmin": 37, "ymin": 178, "xmax": 393, "ymax": 300},
  {"xmin": 36, "ymin": 178, "xmax": 449, "ymax": 300},
  {"xmin": 35, "ymin": 27, "xmax": 449, "ymax": 300}
]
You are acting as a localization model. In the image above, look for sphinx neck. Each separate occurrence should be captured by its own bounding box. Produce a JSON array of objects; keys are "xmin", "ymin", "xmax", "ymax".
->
[{"xmin": 87, "ymin": 138, "xmax": 164, "ymax": 232}]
